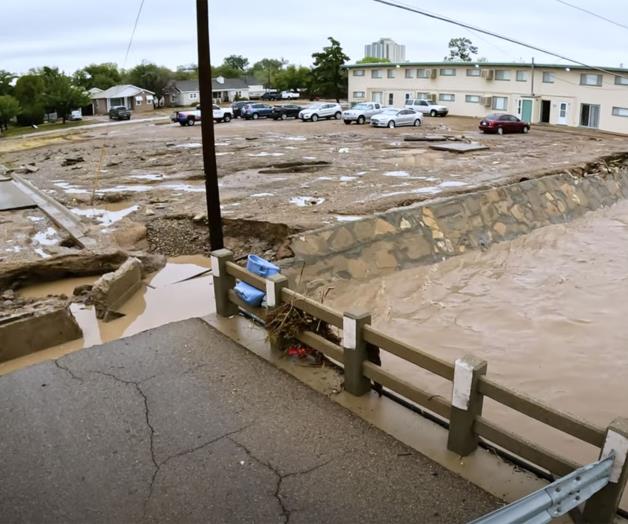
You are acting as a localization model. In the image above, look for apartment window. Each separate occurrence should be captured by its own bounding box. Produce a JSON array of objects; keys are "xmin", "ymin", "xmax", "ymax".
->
[
  {"xmin": 371, "ymin": 69, "xmax": 383, "ymax": 79},
  {"xmin": 492, "ymin": 96, "xmax": 508, "ymax": 110},
  {"xmin": 352, "ymin": 91, "xmax": 365, "ymax": 99},
  {"xmin": 352, "ymin": 69, "xmax": 365, "ymax": 77},
  {"xmin": 417, "ymin": 69, "xmax": 430, "ymax": 78},
  {"xmin": 580, "ymin": 103, "xmax": 600, "ymax": 127},
  {"xmin": 387, "ymin": 69, "xmax": 396, "ymax": 79},
  {"xmin": 495, "ymin": 70, "xmax": 511, "ymax": 81},
  {"xmin": 439, "ymin": 68, "xmax": 456, "ymax": 76},
  {"xmin": 542, "ymin": 72, "xmax": 555, "ymax": 83},
  {"xmin": 612, "ymin": 106, "xmax": 628, "ymax": 117},
  {"xmin": 416, "ymin": 92, "xmax": 429, "ymax": 99},
  {"xmin": 516, "ymin": 70, "xmax": 528, "ymax": 81},
  {"xmin": 466, "ymin": 68, "xmax": 481, "ymax": 77},
  {"xmin": 465, "ymin": 94, "xmax": 481, "ymax": 103},
  {"xmin": 615, "ymin": 75, "xmax": 628, "ymax": 86},
  {"xmin": 580, "ymin": 73, "xmax": 603, "ymax": 86},
  {"xmin": 439, "ymin": 93, "xmax": 455, "ymax": 102},
  {"xmin": 405, "ymin": 69, "xmax": 415, "ymax": 79}
]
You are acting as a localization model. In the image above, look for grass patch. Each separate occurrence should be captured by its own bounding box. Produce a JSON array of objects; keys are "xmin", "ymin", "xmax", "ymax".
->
[{"xmin": 0, "ymin": 120, "xmax": 90, "ymax": 138}]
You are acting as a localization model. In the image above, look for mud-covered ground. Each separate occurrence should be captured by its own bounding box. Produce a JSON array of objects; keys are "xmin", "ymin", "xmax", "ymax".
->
[{"xmin": 1, "ymin": 113, "xmax": 626, "ymax": 264}]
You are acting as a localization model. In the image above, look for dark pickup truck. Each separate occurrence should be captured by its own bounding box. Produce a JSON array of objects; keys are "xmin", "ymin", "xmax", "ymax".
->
[{"xmin": 109, "ymin": 106, "xmax": 131, "ymax": 120}]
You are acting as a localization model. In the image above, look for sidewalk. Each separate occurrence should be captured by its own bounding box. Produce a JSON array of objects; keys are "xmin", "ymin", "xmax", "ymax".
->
[{"xmin": 0, "ymin": 318, "xmax": 499, "ymax": 523}]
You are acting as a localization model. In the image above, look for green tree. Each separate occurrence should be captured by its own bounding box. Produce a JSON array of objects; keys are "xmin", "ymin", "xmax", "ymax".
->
[
  {"xmin": 14, "ymin": 74, "xmax": 46, "ymax": 125},
  {"xmin": 310, "ymin": 37, "xmax": 349, "ymax": 102},
  {"xmin": 42, "ymin": 74, "xmax": 90, "ymax": 123},
  {"xmin": 223, "ymin": 55, "xmax": 249, "ymax": 73},
  {"xmin": 274, "ymin": 65, "xmax": 311, "ymax": 92},
  {"xmin": 0, "ymin": 70, "xmax": 16, "ymax": 96},
  {"xmin": 124, "ymin": 62, "xmax": 174, "ymax": 105},
  {"xmin": 356, "ymin": 57, "xmax": 390, "ymax": 64},
  {"xmin": 175, "ymin": 64, "xmax": 198, "ymax": 80},
  {"xmin": 444, "ymin": 37, "xmax": 478, "ymax": 62},
  {"xmin": 73, "ymin": 63, "xmax": 121, "ymax": 90},
  {"xmin": 249, "ymin": 58, "xmax": 287, "ymax": 87},
  {"xmin": 0, "ymin": 95, "xmax": 21, "ymax": 133}
]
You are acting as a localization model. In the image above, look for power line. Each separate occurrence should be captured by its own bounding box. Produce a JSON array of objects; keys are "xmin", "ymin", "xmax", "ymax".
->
[
  {"xmin": 372, "ymin": 0, "xmax": 627, "ymax": 80},
  {"xmin": 123, "ymin": 0, "xmax": 146, "ymax": 67},
  {"xmin": 554, "ymin": 0, "xmax": 628, "ymax": 32}
]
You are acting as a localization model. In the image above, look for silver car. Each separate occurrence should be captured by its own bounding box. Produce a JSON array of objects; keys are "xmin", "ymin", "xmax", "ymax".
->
[
  {"xmin": 370, "ymin": 108, "xmax": 423, "ymax": 128},
  {"xmin": 342, "ymin": 102, "xmax": 383, "ymax": 125}
]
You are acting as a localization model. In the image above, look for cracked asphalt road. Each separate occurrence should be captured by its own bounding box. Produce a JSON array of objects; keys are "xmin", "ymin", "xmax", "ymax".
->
[{"xmin": 0, "ymin": 318, "xmax": 500, "ymax": 523}]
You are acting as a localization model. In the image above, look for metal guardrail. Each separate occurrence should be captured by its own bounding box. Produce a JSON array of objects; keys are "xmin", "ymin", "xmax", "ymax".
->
[
  {"xmin": 210, "ymin": 249, "xmax": 628, "ymax": 523},
  {"xmin": 470, "ymin": 454, "xmax": 614, "ymax": 524}
]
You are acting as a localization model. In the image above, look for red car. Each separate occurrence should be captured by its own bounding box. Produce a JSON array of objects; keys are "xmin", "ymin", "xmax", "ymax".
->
[{"xmin": 479, "ymin": 113, "xmax": 530, "ymax": 135}]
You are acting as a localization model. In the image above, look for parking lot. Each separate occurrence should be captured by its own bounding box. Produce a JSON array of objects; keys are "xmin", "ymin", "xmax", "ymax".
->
[{"xmin": 2, "ymin": 110, "xmax": 627, "ymax": 261}]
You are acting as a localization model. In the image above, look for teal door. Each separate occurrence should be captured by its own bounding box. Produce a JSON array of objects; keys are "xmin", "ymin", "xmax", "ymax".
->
[{"xmin": 521, "ymin": 99, "xmax": 533, "ymax": 123}]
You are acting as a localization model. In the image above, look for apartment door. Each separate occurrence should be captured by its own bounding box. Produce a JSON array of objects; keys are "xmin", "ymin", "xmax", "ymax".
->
[
  {"xmin": 372, "ymin": 91, "xmax": 383, "ymax": 104},
  {"xmin": 521, "ymin": 99, "xmax": 533, "ymax": 123},
  {"xmin": 387, "ymin": 92, "xmax": 394, "ymax": 106},
  {"xmin": 541, "ymin": 100, "xmax": 551, "ymax": 123},
  {"xmin": 558, "ymin": 101, "xmax": 569, "ymax": 125},
  {"xmin": 580, "ymin": 104, "xmax": 600, "ymax": 128}
]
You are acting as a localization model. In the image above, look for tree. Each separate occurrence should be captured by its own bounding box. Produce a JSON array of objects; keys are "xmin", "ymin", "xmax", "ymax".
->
[
  {"xmin": 0, "ymin": 95, "xmax": 21, "ymax": 133},
  {"xmin": 175, "ymin": 64, "xmax": 198, "ymax": 80},
  {"xmin": 274, "ymin": 65, "xmax": 311, "ymax": 92},
  {"xmin": 310, "ymin": 37, "xmax": 349, "ymax": 102},
  {"xmin": 249, "ymin": 58, "xmax": 287, "ymax": 87},
  {"xmin": 42, "ymin": 74, "xmax": 90, "ymax": 123},
  {"xmin": 14, "ymin": 74, "xmax": 46, "ymax": 125},
  {"xmin": 444, "ymin": 37, "xmax": 478, "ymax": 62},
  {"xmin": 124, "ymin": 62, "xmax": 173, "ymax": 105},
  {"xmin": 0, "ymin": 70, "xmax": 16, "ymax": 96},
  {"xmin": 73, "ymin": 63, "xmax": 121, "ymax": 90},
  {"xmin": 223, "ymin": 55, "xmax": 249, "ymax": 73},
  {"xmin": 356, "ymin": 57, "xmax": 390, "ymax": 64}
]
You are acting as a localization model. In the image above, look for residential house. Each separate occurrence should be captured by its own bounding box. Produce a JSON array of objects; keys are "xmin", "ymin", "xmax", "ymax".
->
[
  {"xmin": 90, "ymin": 84, "xmax": 155, "ymax": 115},
  {"xmin": 165, "ymin": 77, "xmax": 250, "ymax": 106},
  {"xmin": 346, "ymin": 61, "xmax": 628, "ymax": 134}
]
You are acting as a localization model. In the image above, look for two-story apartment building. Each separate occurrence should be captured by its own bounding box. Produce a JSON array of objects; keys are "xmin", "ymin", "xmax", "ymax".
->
[{"xmin": 346, "ymin": 61, "xmax": 628, "ymax": 134}]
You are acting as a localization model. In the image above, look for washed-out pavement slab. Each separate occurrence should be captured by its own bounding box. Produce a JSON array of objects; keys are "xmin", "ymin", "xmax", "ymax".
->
[{"xmin": 0, "ymin": 318, "xmax": 500, "ymax": 523}]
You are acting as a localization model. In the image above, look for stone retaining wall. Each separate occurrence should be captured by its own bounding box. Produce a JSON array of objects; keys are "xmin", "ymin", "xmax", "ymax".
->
[{"xmin": 282, "ymin": 156, "xmax": 628, "ymax": 285}]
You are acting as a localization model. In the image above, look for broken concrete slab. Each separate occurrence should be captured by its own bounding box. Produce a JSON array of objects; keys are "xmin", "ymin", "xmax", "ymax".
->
[
  {"xmin": 404, "ymin": 134, "xmax": 451, "ymax": 142},
  {"xmin": 0, "ymin": 298, "xmax": 82, "ymax": 362},
  {"xmin": 429, "ymin": 142, "xmax": 490, "ymax": 153},
  {"xmin": 88, "ymin": 257, "xmax": 143, "ymax": 321},
  {"xmin": 0, "ymin": 180, "xmax": 36, "ymax": 211}
]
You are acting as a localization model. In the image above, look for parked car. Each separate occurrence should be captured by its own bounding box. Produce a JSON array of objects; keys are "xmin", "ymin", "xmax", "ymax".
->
[
  {"xmin": 270, "ymin": 105, "xmax": 303, "ymax": 120},
  {"xmin": 479, "ymin": 113, "xmax": 530, "ymax": 134},
  {"xmin": 404, "ymin": 99, "xmax": 449, "ymax": 117},
  {"xmin": 298, "ymin": 103, "xmax": 342, "ymax": 122},
  {"xmin": 231, "ymin": 100, "xmax": 251, "ymax": 118},
  {"xmin": 342, "ymin": 102, "xmax": 383, "ymax": 125},
  {"xmin": 109, "ymin": 106, "xmax": 131, "ymax": 120},
  {"xmin": 370, "ymin": 108, "xmax": 422, "ymax": 128},
  {"xmin": 280, "ymin": 91, "xmax": 300, "ymax": 100},
  {"xmin": 171, "ymin": 105, "xmax": 232, "ymax": 126},
  {"xmin": 261, "ymin": 91, "xmax": 281, "ymax": 101},
  {"xmin": 241, "ymin": 103, "xmax": 274, "ymax": 120},
  {"xmin": 68, "ymin": 109, "xmax": 83, "ymax": 121}
]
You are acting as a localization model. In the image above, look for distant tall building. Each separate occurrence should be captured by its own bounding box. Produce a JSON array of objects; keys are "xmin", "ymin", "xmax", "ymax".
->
[{"xmin": 364, "ymin": 38, "xmax": 406, "ymax": 63}]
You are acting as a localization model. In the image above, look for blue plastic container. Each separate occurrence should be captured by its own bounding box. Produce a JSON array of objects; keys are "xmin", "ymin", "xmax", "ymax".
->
[{"xmin": 234, "ymin": 255, "xmax": 280, "ymax": 307}]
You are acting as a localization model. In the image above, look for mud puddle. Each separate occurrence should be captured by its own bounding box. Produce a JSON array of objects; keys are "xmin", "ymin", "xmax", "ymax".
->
[
  {"xmin": 0, "ymin": 255, "xmax": 213, "ymax": 375},
  {"xmin": 327, "ymin": 198, "xmax": 628, "ymax": 470}
]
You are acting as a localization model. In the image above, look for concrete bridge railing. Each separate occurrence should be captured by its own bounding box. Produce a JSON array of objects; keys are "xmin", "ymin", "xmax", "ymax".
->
[{"xmin": 211, "ymin": 248, "xmax": 628, "ymax": 523}]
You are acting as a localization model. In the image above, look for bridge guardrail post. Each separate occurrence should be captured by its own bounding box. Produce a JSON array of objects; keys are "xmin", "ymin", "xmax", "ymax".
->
[
  {"xmin": 447, "ymin": 354, "xmax": 487, "ymax": 456},
  {"xmin": 342, "ymin": 309, "xmax": 371, "ymax": 396},
  {"xmin": 210, "ymin": 249, "xmax": 238, "ymax": 317},
  {"xmin": 265, "ymin": 273, "xmax": 289, "ymax": 352},
  {"xmin": 583, "ymin": 417, "xmax": 628, "ymax": 523}
]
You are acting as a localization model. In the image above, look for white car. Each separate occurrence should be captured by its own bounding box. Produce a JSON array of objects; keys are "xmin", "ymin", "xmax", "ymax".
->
[
  {"xmin": 281, "ymin": 91, "xmax": 300, "ymax": 100},
  {"xmin": 404, "ymin": 99, "xmax": 449, "ymax": 117},
  {"xmin": 299, "ymin": 103, "xmax": 342, "ymax": 122},
  {"xmin": 370, "ymin": 108, "xmax": 423, "ymax": 128},
  {"xmin": 172, "ymin": 104, "xmax": 232, "ymax": 126},
  {"xmin": 342, "ymin": 102, "xmax": 383, "ymax": 125}
]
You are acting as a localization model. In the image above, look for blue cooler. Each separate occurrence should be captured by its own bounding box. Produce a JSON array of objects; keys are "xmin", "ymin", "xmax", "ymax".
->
[{"xmin": 234, "ymin": 255, "xmax": 280, "ymax": 307}]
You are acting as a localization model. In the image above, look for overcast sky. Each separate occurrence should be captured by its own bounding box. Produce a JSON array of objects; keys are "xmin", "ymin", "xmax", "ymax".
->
[{"xmin": 1, "ymin": 0, "xmax": 627, "ymax": 74}]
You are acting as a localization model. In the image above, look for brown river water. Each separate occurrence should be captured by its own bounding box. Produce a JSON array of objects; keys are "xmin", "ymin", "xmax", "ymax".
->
[{"xmin": 327, "ymin": 199, "xmax": 628, "ymax": 467}]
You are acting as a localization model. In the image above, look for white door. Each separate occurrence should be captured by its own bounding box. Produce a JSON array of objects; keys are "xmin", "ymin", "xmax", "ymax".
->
[
  {"xmin": 558, "ymin": 101, "xmax": 568, "ymax": 125},
  {"xmin": 372, "ymin": 91, "xmax": 383, "ymax": 104}
]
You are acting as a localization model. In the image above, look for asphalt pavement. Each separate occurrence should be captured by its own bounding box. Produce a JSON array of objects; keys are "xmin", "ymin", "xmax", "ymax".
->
[{"xmin": 0, "ymin": 318, "xmax": 500, "ymax": 523}]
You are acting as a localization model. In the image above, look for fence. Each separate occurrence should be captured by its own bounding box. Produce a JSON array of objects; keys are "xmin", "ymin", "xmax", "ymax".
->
[{"xmin": 211, "ymin": 249, "xmax": 628, "ymax": 523}]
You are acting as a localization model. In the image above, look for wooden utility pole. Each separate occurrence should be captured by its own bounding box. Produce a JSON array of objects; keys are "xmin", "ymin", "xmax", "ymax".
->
[{"xmin": 196, "ymin": 0, "xmax": 224, "ymax": 250}]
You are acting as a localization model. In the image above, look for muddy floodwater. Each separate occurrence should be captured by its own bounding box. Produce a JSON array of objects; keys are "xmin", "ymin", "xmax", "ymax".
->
[
  {"xmin": 0, "ymin": 256, "xmax": 213, "ymax": 375},
  {"xmin": 328, "ymin": 199, "xmax": 628, "ymax": 465}
]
